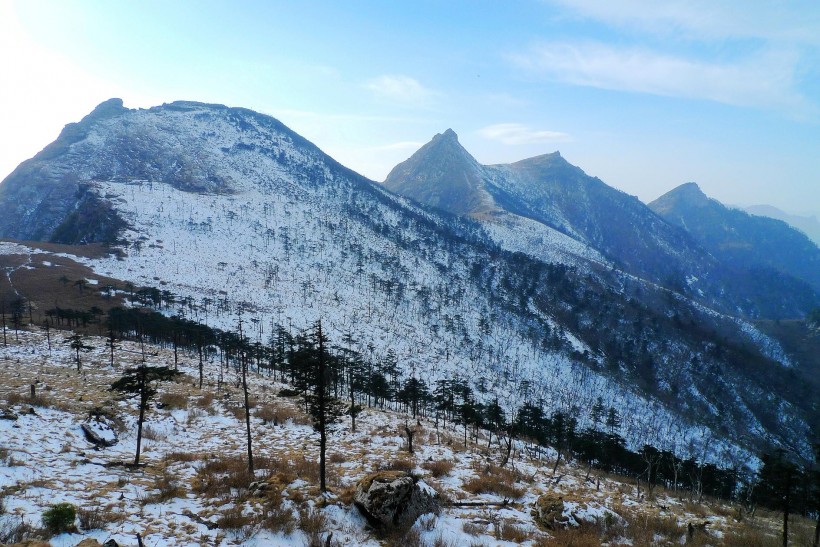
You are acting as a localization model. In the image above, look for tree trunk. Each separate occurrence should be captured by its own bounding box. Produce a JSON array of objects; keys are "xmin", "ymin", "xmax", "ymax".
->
[
  {"xmin": 318, "ymin": 320, "xmax": 327, "ymax": 493},
  {"xmin": 135, "ymin": 381, "xmax": 147, "ymax": 465},
  {"xmin": 500, "ymin": 434, "xmax": 513, "ymax": 468},
  {"xmin": 242, "ymin": 353, "xmax": 254, "ymax": 474},
  {"xmin": 812, "ymin": 513, "xmax": 819, "ymax": 547},
  {"xmin": 552, "ymin": 450, "xmax": 562, "ymax": 475},
  {"xmin": 783, "ymin": 466, "xmax": 791, "ymax": 547},
  {"xmin": 198, "ymin": 342, "xmax": 204, "ymax": 389},
  {"xmin": 405, "ymin": 424, "xmax": 415, "ymax": 454}
]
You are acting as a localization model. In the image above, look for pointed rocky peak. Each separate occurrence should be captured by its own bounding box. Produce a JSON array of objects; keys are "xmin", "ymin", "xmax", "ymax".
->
[
  {"xmin": 649, "ymin": 182, "xmax": 715, "ymax": 216},
  {"xmin": 383, "ymin": 129, "xmax": 495, "ymax": 216}
]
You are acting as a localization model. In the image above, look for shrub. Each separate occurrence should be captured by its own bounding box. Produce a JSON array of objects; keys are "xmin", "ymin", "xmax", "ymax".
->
[
  {"xmin": 498, "ymin": 521, "xmax": 531, "ymax": 542},
  {"xmin": 382, "ymin": 458, "xmax": 414, "ymax": 473},
  {"xmin": 78, "ymin": 505, "xmax": 120, "ymax": 530},
  {"xmin": 159, "ymin": 391, "xmax": 188, "ymax": 409},
  {"xmin": 217, "ymin": 505, "xmax": 258, "ymax": 542},
  {"xmin": 261, "ymin": 490, "xmax": 295, "ymax": 535},
  {"xmin": 422, "ymin": 459, "xmax": 454, "ymax": 478},
  {"xmin": 0, "ymin": 517, "xmax": 40, "ymax": 544},
  {"xmin": 193, "ymin": 455, "xmax": 253, "ymax": 500},
  {"xmin": 42, "ymin": 502, "xmax": 76, "ymax": 534},
  {"xmin": 462, "ymin": 472, "xmax": 525, "ymax": 499}
]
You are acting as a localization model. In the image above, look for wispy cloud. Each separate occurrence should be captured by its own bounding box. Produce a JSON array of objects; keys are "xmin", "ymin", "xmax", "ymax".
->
[
  {"xmin": 364, "ymin": 75, "xmax": 437, "ymax": 106},
  {"xmin": 544, "ymin": 0, "xmax": 820, "ymax": 45},
  {"xmin": 478, "ymin": 123, "xmax": 569, "ymax": 145},
  {"xmin": 511, "ymin": 42, "xmax": 811, "ymax": 114}
]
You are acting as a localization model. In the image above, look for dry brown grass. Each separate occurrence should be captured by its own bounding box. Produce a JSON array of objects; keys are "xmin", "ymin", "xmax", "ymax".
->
[
  {"xmin": 0, "ymin": 246, "xmax": 131, "ymax": 335},
  {"xmin": 145, "ymin": 469, "xmax": 183, "ymax": 504},
  {"xmin": 254, "ymin": 400, "xmax": 311, "ymax": 426},
  {"xmin": 462, "ymin": 521, "xmax": 488, "ymax": 536},
  {"xmin": 291, "ymin": 455, "xmax": 320, "ymax": 483},
  {"xmin": 497, "ymin": 521, "xmax": 532, "ymax": 542},
  {"xmin": 164, "ymin": 451, "xmax": 200, "ymax": 463},
  {"xmin": 77, "ymin": 504, "xmax": 123, "ymax": 530},
  {"xmin": 217, "ymin": 504, "xmax": 258, "ymax": 542},
  {"xmin": 422, "ymin": 459, "xmax": 455, "ymax": 478},
  {"xmin": 621, "ymin": 511, "xmax": 685, "ymax": 546},
  {"xmin": 5, "ymin": 391, "xmax": 54, "ymax": 409},
  {"xmin": 159, "ymin": 391, "xmax": 189, "ymax": 410},
  {"xmin": 462, "ymin": 464, "xmax": 526, "ymax": 499},
  {"xmin": 260, "ymin": 489, "xmax": 295, "ymax": 535},
  {"xmin": 720, "ymin": 526, "xmax": 780, "ymax": 547},
  {"xmin": 534, "ymin": 524, "xmax": 603, "ymax": 546},
  {"xmin": 327, "ymin": 452, "xmax": 346, "ymax": 464},
  {"xmin": 193, "ymin": 391, "xmax": 216, "ymax": 410},
  {"xmin": 193, "ymin": 455, "xmax": 253, "ymax": 501},
  {"xmin": 141, "ymin": 424, "xmax": 167, "ymax": 441},
  {"xmin": 382, "ymin": 457, "xmax": 415, "ymax": 473}
]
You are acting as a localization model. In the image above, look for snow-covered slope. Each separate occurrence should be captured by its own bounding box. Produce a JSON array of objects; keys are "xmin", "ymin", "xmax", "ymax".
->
[
  {"xmin": 0, "ymin": 329, "xmax": 784, "ymax": 546},
  {"xmin": 0, "ymin": 100, "xmax": 814, "ymax": 463}
]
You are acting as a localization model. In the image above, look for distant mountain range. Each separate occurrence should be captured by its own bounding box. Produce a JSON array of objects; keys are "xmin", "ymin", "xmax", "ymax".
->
[
  {"xmin": 0, "ymin": 99, "xmax": 818, "ymax": 462},
  {"xmin": 650, "ymin": 183, "xmax": 820, "ymax": 294},
  {"xmin": 742, "ymin": 204, "xmax": 820, "ymax": 246},
  {"xmin": 384, "ymin": 129, "xmax": 819, "ymax": 319}
]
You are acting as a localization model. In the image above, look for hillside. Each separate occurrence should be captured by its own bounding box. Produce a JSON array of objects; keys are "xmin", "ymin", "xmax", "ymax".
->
[
  {"xmin": 650, "ymin": 183, "xmax": 820, "ymax": 294},
  {"xmin": 1, "ymin": 327, "xmax": 817, "ymax": 546},
  {"xmin": 0, "ymin": 100, "xmax": 816, "ymax": 471}
]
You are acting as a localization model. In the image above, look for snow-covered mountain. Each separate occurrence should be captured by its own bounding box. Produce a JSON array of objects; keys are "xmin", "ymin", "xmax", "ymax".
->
[
  {"xmin": 651, "ymin": 183, "xmax": 820, "ymax": 294},
  {"xmin": 0, "ymin": 99, "xmax": 815, "ymax": 463},
  {"xmin": 385, "ymin": 131, "xmax": 819, "ymax": 320}
]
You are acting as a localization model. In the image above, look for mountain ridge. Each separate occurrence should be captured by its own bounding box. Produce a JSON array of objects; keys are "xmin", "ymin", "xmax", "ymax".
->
[
  {"xmin": 651, "ymin": 182, "xmax": 820, "ymax": 293},
  {"xmin": 1, "ymin": 99, "xmax": 817, "ymax": 463},
  {"xmin": 385, "ymin": 131, "xmax": 819, "ymax": 320}
]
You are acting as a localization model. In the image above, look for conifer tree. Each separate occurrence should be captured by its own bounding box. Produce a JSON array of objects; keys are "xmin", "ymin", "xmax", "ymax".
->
[{"xmin": 111, "ymin": 364, "xmax": 179, "ymax": 465}]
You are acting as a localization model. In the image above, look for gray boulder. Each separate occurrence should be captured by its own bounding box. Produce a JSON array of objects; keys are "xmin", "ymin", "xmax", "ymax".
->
[
  {"xmin": 81, "ymin": 410, "xmax": 120, "ymax": 448},
  {"xmin": 354, "ymin": 471, "xmax": 438, "ymax": 530}
]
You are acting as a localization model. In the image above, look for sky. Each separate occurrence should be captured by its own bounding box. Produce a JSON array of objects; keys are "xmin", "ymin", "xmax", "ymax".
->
[{"xmin": 1, "ymin": 0, "xmax": 819, "ymax": 215}]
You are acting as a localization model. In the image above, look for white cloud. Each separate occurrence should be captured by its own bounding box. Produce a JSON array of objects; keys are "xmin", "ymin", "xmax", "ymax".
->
[
  {"xmin": 511, "ymin": 42, "xmax": 812, "ymax": 114},
  {"xmin": 477, "ymin": 123, "xmax": 569, "ymax": 145},
  {"xmin": 364, "ymin": 75, "xmax": 437, "ymax": 106}
]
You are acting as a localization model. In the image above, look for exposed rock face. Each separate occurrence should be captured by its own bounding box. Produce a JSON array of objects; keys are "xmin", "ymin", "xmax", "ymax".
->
[
  {"xmin": 354, "ymin": 471, "xmax": 439, "ymax": 530},
  {"xmin": 531, "ymin": 492, "xmax": 567, "ymax": 529}
]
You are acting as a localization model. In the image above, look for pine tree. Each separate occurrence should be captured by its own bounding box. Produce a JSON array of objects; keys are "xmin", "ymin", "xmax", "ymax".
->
[
  {"xmin": 111, "ymin": 364, "xmax": 179, "ymax": 465},
  {"xmin": 66, "ymin": 333, "xmax": 93, "ymax": 372}
]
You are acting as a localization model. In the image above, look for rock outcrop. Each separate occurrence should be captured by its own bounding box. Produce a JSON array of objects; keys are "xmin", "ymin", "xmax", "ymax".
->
[
  {"xmin": 531, "ymin": 492, "xmax": 567, "ymax": 529},
  {"xmin": 354, "ymin": 471, "xmax": 439, "ymax": 530}
]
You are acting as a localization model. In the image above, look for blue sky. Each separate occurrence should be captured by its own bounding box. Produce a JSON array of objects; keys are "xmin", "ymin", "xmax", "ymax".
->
[{"xmin": 2, "ymin": 0, "xmax": 819, "ymax": 214}]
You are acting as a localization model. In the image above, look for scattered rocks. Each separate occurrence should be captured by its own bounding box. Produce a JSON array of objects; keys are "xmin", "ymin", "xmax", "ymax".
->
[
  {"xmin": 354, "ymin": 470, "xmax": 439, "ymax": 530},
  {"xmin": 0, "ymin": 406, "xmax": 18, "ymax": 420},
  {"xmin": 531, "ymin": 492, "xmax": 567, "ymax": 529}
]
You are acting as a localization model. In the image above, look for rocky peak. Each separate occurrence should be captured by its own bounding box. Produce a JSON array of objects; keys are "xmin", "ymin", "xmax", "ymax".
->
[{"xmin": 383, "ymin": 129, "xmax": 494, "ymax": 216}]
